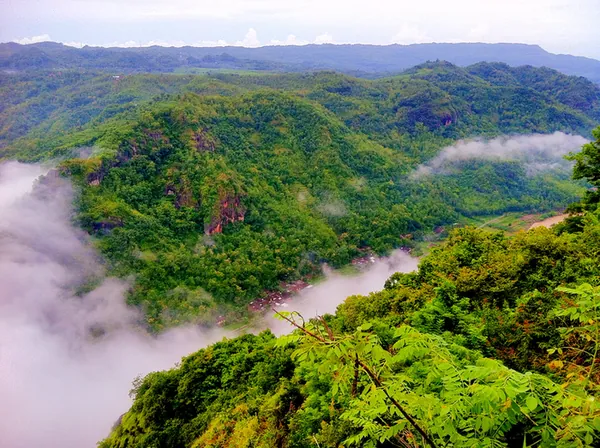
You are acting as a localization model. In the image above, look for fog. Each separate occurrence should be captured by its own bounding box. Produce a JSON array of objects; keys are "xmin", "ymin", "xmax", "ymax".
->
[
  {"xmin": 0, "ymin": 162, "xmax": 418, "ymax": 448},
  {"xmin": 413, "ymin": 132, "xmax": 588, "ymax": 178},
  {"xmin": 266, "ymin": 254, "xmax": 418, "ymax": 335}
]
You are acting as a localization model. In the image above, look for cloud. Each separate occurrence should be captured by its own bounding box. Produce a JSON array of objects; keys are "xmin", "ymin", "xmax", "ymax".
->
[
  {"xmin": 2, "ymin": 0, "xmax": 599, "ymax": 58},
  {"xmin": 269, "ymin": 34, "xmax": 309, "ymax": 46},
  {"xmin": 12, "ymin": 29, "xmax": 339, "ymax": 49},
  {"xmin": 0, "ymin": 162, "xmax": 227, "ymax": 448},
  {"xmin": 267, "ymin": 251, "xmax": 418, "ymax": 335},
  {"xmin": 411, "ymin": 132, "xmax": 589, "ymax": 178},
  {"xmin": 13, "ymin": 34, "xmax": 51, "ymax": 45},
  {"xmin": 314, "ymin": 32, "xmax": 335, "ymax": 44},
  {"xmin": 235, "ymin": 28, "xmax": 261, "ymax": 47}
]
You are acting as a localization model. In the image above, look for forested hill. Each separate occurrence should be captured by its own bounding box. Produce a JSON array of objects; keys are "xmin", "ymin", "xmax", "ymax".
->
[
  {"xmin": 5, "ymin": 48, "xmax": 600, "ymax": 446},
  {"xmin": 100, "ymin": 131, "xmax": 600, "ymax": 447},
  {"xmin": 2, "ymin": 41, "xmax": 600, "ymax": 82},
  {"xmin": 0, "ymin": 61, "xmax": 592, "ymax": 330},
  {"xmin": 2, "ymin": 61, "xmax": 599, "ymax": 158}
]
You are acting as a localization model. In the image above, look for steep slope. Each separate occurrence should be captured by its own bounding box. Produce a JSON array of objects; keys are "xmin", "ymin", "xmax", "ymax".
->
[
  {"xmin": 0, "ymin": 63, "xmax": 596, "ymax": 328},
  {"xmin": 467, "ymin": 62, "xmax": 600, "ymax": 121},
  {"xmin": 0, "ymin": 72, "xmax": 243, "ymax": 152},
  {"xmin": 99, "ymin": 130, "xmax": 600, "ymax": 448},
  {"xmin": 56, "ymin": 90, "xmax": 586, "ymax": 329}
]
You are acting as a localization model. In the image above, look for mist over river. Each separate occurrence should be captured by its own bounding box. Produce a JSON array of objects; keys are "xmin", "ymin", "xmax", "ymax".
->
[{"xmin": 0, "ymin": 162, "xmax": 418, "ymax": 448}]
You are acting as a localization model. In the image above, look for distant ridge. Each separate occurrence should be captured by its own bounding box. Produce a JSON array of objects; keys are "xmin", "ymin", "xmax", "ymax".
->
[{"xmin": 2, "ymin": 41, "xmax": 600, "ymax": 83}]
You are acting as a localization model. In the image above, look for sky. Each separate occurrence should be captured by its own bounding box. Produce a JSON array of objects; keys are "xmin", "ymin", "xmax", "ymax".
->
[{"xmin": 1, "ymin": 0, "xmax": 600, "ymax": 58}]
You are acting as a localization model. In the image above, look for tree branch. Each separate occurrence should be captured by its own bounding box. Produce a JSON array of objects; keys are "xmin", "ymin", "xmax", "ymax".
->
[{"xmin": 274, "ymin": 308, "xmax": 439, "ymax": 448}]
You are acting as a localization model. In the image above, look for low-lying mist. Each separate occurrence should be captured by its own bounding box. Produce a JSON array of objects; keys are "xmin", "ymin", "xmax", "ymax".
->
[
  {"xmin": 412, "ymin": 132, "xmax": 589, "ymax": 178},
  {"xmin": 0, "ymin": 162, "xmax": 417, "ymax": 448}
]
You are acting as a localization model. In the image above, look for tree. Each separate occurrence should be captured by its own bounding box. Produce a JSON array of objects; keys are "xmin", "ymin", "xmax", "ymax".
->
[{"xmin": 568, "ymin": 127, "xmax": 600, "ymax": 207}]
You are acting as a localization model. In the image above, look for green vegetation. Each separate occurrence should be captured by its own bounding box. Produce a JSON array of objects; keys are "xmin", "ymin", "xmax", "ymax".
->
[
  {"xmin": 2, "ymin": 62, "xmax": 599, "ymax": 159},
  {"xmin": 4, "ymin": 50, "xmax": 600, "ymax": 446},
  {"xmin": 100, "ymin": 130, "xmax": 600, "ymax": 447},
  {"xmin": 172, "ymin": 68, "xmax": 275, "ymax": 76},
  {"xmin": 1, "ymin": 62, "xmax": 596, "ymax": 328}
]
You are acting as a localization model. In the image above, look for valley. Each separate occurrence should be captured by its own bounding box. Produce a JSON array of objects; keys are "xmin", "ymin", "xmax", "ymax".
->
[{"xmin": 1, "ymin": 47, "xmax": 600, "ymax": 447}]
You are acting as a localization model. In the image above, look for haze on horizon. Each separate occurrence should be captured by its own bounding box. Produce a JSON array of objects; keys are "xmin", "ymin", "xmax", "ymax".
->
[{"xmin": 1, "ymin": 0, "xmax": 599, "ymax": 59}]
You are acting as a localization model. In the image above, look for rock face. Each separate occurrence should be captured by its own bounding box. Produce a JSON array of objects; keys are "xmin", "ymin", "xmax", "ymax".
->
[
  {"xmin": 191, "ymin": 129, "xmax": 217, "ymax": 152},
  {"xmin": 205, "ymin": 194, "xmax": 246, "ymax": 235},
  {"xmin": 87, "ymin": 171, "xmax": 103, "ymax": 186},
  {"xmin": 164, "ymin": 178, "xmax": 196, "ymax": 209}
]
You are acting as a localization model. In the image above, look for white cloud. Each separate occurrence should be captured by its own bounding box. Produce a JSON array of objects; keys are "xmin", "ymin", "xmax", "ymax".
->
[
  {"xmin": 314, "ymin": 32, "xmax": 334, "ymax": 44},
  {"xmin": 269, "ymin": 34, "xmax": 309, "ymax": 46},
  {"xmin": 3, "ymin": 0, "xmax": 600, "ymax": 58},
  {"xmin": 411, "ymin": 132, "xmax": 589, "ymax": 178},
  {"xmin": 13, "ymin": 29, "xmax": 342, "ymax": 49},
  {"xmin": 13, "ymin": 34, "xmax": 51, "ymax": 45},
  {"xmin": 197, "ymin": 39, "xmax": 228, "ymax": 47},
  {"xmin": 0, "ymin": 160, "xmax": 420, "ymax": 447},
  {"xmin": 235, "ymin": 28, "xmax": 261, "ymax": 47},
  {"xmin": 62, "ymin": 40, "xmax": 85, "ymax": 48}
]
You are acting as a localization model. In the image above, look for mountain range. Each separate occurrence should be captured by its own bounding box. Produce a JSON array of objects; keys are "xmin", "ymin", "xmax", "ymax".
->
[{"xmin": 2, "ymin": 41, "xmax": 600, "ymax": 83}]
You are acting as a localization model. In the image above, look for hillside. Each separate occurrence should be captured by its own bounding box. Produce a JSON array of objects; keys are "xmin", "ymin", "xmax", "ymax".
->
[
  {"xmin": 99, "ymin": 130, "xmax": 600, "ymax": 447},
  {"xmin": 2, "ymin": 62, "xmax": 599, "ymax": 157},
  {"xmin": 2, "ymin": 42, "xmax": 600, "ymax": 82},
  {"xmin": 57, "ymin": 90, "xmax": 585, "ymax": 327},
  {"xmin": 0, "ymin": 62, "xmax": 595, "ymax": 329},
  {"xmin": 3, "ymin": 43, "xmax": 600, "ymax": 446}
]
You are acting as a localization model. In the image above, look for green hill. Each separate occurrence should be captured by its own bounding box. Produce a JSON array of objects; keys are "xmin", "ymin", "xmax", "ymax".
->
[
  {"xmin": 1, "ymin": 63, "xmax": 596, "ymax": 328},
  {"xmin": 99, "ymin": 130, "xmax": 600, "ymax": 448},
  {"xmin": 2, "ymin": 62, "xmax": 598, "ymax": 159},
  {"xmin": 57, "ymin": 90, "xmax": 584, "ymax": 328},
  {"xmin": 3, "ymin": 41, "xmax": 600, "ymax": 82}
]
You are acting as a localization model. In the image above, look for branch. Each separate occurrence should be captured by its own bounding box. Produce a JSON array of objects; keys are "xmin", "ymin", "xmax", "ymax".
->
[
  {"xmin": 320, "ymin": 315, "xmax": 335, "ymax": 341},
  {"xmin": 356, "ymin": 358, "xmax": 438, "ymax": 448},
  {"xmin": 273, "ymin": 308, "xmax": 326, "ymax": 342},
  {"xmin": 274, "ymin": 308, "xmax": 439, "ymax": 448},
  {"xmin": 351, "ymin": 353, "xmax": 359, "ymax": 397}
]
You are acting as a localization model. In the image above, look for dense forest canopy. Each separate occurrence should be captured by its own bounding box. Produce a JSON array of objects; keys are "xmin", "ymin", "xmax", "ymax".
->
[
  {"xmin": 99, "ymin": 129, "xmax": 600, "ymax": 448},
  {"xmin": 2, "ymin": 61, "xmax": 600, "ymax": 157},
  {"xmin": 0, "ymin": 62, "xmax": 594, "ymax": 328}
]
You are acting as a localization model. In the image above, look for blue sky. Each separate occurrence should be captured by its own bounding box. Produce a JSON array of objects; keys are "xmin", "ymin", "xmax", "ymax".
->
[{"xmin": 2, "ymin": 0, "xmax": 600, "ymax": 59}]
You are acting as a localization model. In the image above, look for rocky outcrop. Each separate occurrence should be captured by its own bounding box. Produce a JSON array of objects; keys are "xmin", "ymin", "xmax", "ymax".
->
[
  {"xmin": 164, "ymin": 181, "xmax": 196, "ymax": 209},
  {"xmin": 190, "ymin": 129, "xmax": 217, "ymax": 152},
  {"xmin": 205, "ymin": 194, "xmax": 246, "ymax": 235},
  {"xmin": 86, "ymin": 169, "xmax": 105, "ymax": 186},
  {"xmin": 92, "ymin": 217, "xmax": 124, "ymax": 231}
]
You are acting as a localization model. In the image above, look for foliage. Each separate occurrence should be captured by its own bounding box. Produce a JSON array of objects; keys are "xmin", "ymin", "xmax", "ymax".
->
[
  {"xmin": 1, "ymin": 66, "xmax": 592, "ymax": 327},
  {"xmin": 275, "ymin": 315, "xmax": 600, "ymax": 447},
  {"xmin": 568, "ymin": 127, "xmax": 600, "ymax": 209},
  {"xmin": 101, "ymin": 128, "xmax": 600, "ymax": 446}
]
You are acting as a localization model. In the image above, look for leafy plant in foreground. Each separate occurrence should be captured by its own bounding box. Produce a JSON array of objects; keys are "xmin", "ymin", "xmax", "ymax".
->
[{"xmin": 276, "ymin": 310, "xmax": 600, "ymax": 447}]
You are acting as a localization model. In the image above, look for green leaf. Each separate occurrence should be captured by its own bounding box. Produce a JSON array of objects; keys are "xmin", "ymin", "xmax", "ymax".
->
[{"xmin": 526, "ymin": 395, "xmax": 538, "ymax": 412}]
